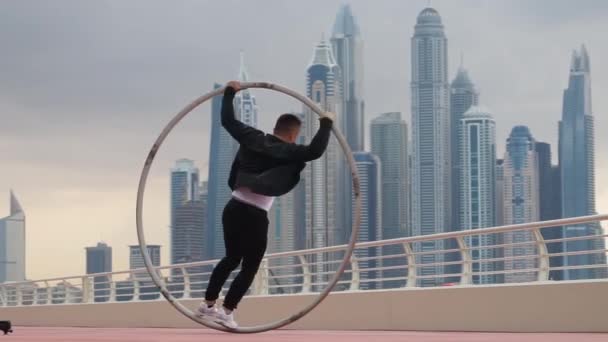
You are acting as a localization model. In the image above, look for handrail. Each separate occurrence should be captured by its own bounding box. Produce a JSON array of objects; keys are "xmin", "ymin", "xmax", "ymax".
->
[{"xmin": 1, "ymin": 214, "xmax": 606, "ymax": 306}]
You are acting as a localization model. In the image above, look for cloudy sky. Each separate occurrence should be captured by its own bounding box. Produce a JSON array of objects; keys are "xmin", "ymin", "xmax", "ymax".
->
[{"xmin": 1, "ymin": 0, "xmax": 607, "ymax": 280}]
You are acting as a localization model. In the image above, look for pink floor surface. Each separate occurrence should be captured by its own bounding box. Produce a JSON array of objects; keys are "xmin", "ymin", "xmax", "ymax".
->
[{"xmin": 6, "ymin": 327, "xmax": 608, "ymax": 342}]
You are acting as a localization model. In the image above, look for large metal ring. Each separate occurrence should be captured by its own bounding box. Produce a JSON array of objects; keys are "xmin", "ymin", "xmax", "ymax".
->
[{"xmin": 136, "ymin": 81, "xmax": 361, "ymax": 333}]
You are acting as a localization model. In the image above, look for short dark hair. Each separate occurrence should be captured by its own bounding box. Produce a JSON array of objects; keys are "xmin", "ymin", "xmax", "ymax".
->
[{"xmin": 274, "ymin": 113, "xmax": 302, "ymax": 134}]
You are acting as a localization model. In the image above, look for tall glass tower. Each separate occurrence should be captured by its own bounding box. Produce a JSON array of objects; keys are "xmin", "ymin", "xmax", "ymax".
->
[
  {"xmin": 206, "ymin": 54, "xmax": 259, "ymax": 259},
  {"xmin": 450, "ymin": 65, "xmax": 479, "ymax": 233},
  {"xmin": 303, "ymin": 39, "xmax": 342, "ymax": 290},
  {"xmin": 352, "ymin": 152, "xmax": 382, "ymax": 290},
  {"xmin": 503, "ymin": 126, "xmax": 539, "ymax": 283},
  {"xmin": 559, "ymin": 45, "xmax": 605, "ymax": 280},
  {"xmin": 331, "ymin": 4, "xmax": 365, "ymax": 250},
  {"xmin": 459, "ymin": 106, "xmax": 496, "ymax": 284},
  {"xmin": 410, "ymin": 7, "xmax": 450, "ymax": 286},
  {"xmin": 331, "ymin": 4, "xmax": 364, "ymax": 151},
  {"xmin": 371, "ymin": 112, "xmax": 409, "ymax": 289},
  {"xmin": 170, "ymin": 159, "xmax": 201, "ymax": 264},
  {"xmin": 0, "ymin": 191, "xmax": 26, "ymax": 283}
]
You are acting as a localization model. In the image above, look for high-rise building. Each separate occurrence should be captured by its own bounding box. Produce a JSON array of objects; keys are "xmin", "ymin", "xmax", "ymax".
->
[
  {"xmin": 459, "ymin": 106, "xmax": 496, "ymax": 284},
  {"xmin": 206, "ymin": 83, "xmax": 235, "ymax": 260},
  {"xmin": 85, "ymin": 242, "xmax": 112, "ymax": 302},
  {"xmin": 331, "ymin": 4, "xmax": 364, "ymax": 151},
  {"xmin": 331, "ymin": 4, "xmax": 364, "ymax": 252},
  {"xmin": 234, "ymin": 52, "xmax": 258, "ymax": 128},
  {"xmin": 85, "ymin": 242, "xmax": 112, "ymax": 275},
  {"xmin": 0, "ymin": 191, "xmax": 26, "ymax": 283},
  {"xmin": 535, "ymin": 142, "xmax": 563, "ymax": 280},
  {"xmin": 410, "ymin": 7, "xmax": 450, "ymax": 286},
  {"xmin": 206, "ymin": 55, "xmax": 259, "ymax": 259},
  {"xmin": 170, "ymin": 159, "xmax": 201, "ymax": 264},
  {"xmin": 450, "ymin": 64, "xmax": 479, "ymax": 233},
  {"xmin": 502, "ymin": 126, "xmax": 539, "ymax": 283},
  {"xmin": 172, "ymin": 200, "xmax": 205, "ymax": 265},
  {"xmin": 303, "ymin": 38, "xmax": 342, "ymax": 249},
  {"xmin": 303, "ymin": 39, "xmax": 342, "ymax": 290},
  {"xmin": 559, "ymin": 45, "xmax": 605, "ymax": 280},
  {"xmin": 352, "ymin": 152, "xmax": 382, "ymax": 290},
  {"xmin": 370, "ymin": 112, "xmax": 409, "ymax": 288},
  {"xmin": 371, "ymin": 112, "xmax": 409, "ymax": 239},
  {"xmin": 170, "ymin": 159, "xmax": 200, "ymax": 225},
  {"xmin": 129, "ymin": 245, "xmax": 161, "ymax": 280}
]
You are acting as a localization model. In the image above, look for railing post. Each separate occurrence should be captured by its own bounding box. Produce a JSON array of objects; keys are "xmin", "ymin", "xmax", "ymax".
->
[
  {"xmin": 109, "ymin": 275, "xmax": 116, "ymax": 302},
  {"xmin": 133, "ymin": 279, "xmax": 140, "ymax": 301},
  {"xmin": 16, "ymin": 284, "xmax": 22, "ymax": 306},
  {"xmin": 182, "ymin": 268, "xmax": 191, "ymax": 299},
  {"xmin": 81, "ymin": 276, "xmax": 92, "ymax": 304},
  {"xmin": 252, "ymin": 258, "xmax": 269, "ymax": 295},
  {"xmin": 456, "ymin": 237, "xmax": 472, "ymax": 285},
  {"xmin": 349, "ymin": 255, "xmax": 360, "ymax": 291},
  {"xmin": 533, "ymin": 228, "xmax": 550, "ymax": 281},
  {"xmin": 0, "ymin": 286, "xmax": 6, "ymax": 307},
  {"xmin": 403, "ymin": 243, "xmax": 417, "ymax": 288},
  {"xmin": 298, "ymin": 255, "xmax": 311, "ymax": 293},
  {"xmin": 46, "ymin": 281, "xmax": 52, "ymax": 305}
]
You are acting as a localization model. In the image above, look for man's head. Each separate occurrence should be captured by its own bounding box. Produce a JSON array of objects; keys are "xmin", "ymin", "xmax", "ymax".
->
[{"xmin": 273, "ymin": 113, "xmax": 302, "ymax": 143}]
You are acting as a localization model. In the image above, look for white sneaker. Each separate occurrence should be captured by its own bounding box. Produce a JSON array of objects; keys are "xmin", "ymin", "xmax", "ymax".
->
[
  {"xmin": 213, "ymin": 307, "xmax": 238, "ymax": 329},
  {"xmin": 196, "ymin": 303, "xmax": 219, "ymax": 320}
]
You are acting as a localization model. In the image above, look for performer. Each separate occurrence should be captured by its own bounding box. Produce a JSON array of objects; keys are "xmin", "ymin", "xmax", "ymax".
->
[{"xmin": 198, "ymin": 80, "xmax": 335, "ymax": 328}]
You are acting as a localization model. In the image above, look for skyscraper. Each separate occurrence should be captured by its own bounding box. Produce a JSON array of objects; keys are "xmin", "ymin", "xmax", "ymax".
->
[
  {"xmin": 502, "ymin": 126, "xmax": 539, "ymax": 283},
  {"xmin": 86, "ymin": 242, "xmax": 112, "ymax": 275},
  {"xmin": 370, "ymin": 112, "xmax": 409, "ymax": 240},
  {"xmin": 459, "ymin": 106, "xmax": 496, "ymax": 284},
  {"xmin": 370, "ymin": 112, "xmax": 409, "ymax": 288},
  {"xmin": 234, "ymin": 52, "xmax": 258, "ymax": 128},
  {"xmin": 331, "ymin": 4, "xmax": 364, "ymax": 251},
  {"xmin": 352, "ymin": 152, "xmax": 382, "ymax": 290},
  {"xmin": 535, "ymin": 142, "xmax": 563, "ymax": 280},
  {"xmin": 172, "ymin": 200, "xmax": 205, "ymax": 265},
  {"xmin": 206, "ymin": 55, "xmax": 259, "ymax": 259},
  {"xmin": 410, "ymin": 7, "xmax": 450, "ymax": 286},
  {"xmin": 303, "ymin": 39, "xmax": 342, "ymax": 289},
  {"xmin": 304, "ymin": 38, "xmax": 342, "ymax": 250},
  {"xmin": 171, "ymin": 159, "xmax": 200, "ymax": 226},
  {"xmin": 559, "ymin": 45, "xmax": 605, "ymax": 280},
  {"xmin": 0, "ymin": 191, "xmax": 26, "ymax": 283},
  {"xmin": 331, "ymin": 4, "xmax": 364, "ymax": 151},
  {"xmin": 85, "ymin": 242, "xmax": 112, "ymax": 302},
  {"xmin": 129, "ymin": 245, "xmax": 161, "ymax": 280},
  {"xmin": 450, "ymin": 64, "xmax": 479, "ymax": 233},
  {"xmin": 206, "ymin": 83, "xmax": 235, "ymax": 260},
  {"xmin": 170, "ymin": 159, "xmax": 202, "ymax": 265}
]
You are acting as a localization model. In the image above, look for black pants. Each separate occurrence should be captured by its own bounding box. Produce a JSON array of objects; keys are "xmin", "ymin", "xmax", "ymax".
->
[{"xmin": 205, "ymin": 198, "xmax": 269, "ymax": 310}]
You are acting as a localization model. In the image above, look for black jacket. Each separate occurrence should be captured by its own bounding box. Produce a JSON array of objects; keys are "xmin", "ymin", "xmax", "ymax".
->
[{"xmin": 222, "ymin": 87, "xmax": 333, "ymax": 196}]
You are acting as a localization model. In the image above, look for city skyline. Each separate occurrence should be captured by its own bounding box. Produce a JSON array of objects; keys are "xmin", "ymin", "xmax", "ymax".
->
[{"xmin": 1, "ymin": 0, "xmax": 608, "ymax": 279}]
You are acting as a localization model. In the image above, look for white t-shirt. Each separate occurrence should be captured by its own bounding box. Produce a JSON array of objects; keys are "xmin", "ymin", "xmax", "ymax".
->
[{"xmin": 232, "ymin": 187, "xmax": 275, "ymax": 212}]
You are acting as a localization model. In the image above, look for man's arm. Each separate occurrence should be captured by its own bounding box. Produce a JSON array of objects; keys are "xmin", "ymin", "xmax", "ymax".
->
[{"xmin": 221, "ymin": 84, "xmax": 265, "ymax": 145}]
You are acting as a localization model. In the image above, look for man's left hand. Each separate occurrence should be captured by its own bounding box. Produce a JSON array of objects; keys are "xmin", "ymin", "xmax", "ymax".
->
[{"xmin": 226, "ymin": 80, "xmax": 241, "ymax": 92}]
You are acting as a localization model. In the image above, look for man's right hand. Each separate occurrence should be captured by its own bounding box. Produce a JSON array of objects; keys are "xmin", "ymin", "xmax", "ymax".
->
[
  {"xmin": 321, "ymin": 111, "xmax": 336, "ymax": 122},
  {"xmin": 226, "ymin": 80, "xmax": 241, "ymax": 92}
]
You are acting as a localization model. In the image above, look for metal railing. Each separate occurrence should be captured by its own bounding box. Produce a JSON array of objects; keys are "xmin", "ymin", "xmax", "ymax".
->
[{"xmin": 1, "ymin": 214, "xmax": 607, "ymax": 307}]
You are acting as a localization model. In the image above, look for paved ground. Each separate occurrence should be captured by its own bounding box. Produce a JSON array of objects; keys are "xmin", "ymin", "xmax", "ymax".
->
[{"xmin": 5, "ymin": 327, "xmax": 608, "ymax": 342}]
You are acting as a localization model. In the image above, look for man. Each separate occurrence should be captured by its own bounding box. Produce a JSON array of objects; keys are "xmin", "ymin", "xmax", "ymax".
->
[{"xmin": 198, "ymin": 81, "xmax": 335, "ymax": 328}]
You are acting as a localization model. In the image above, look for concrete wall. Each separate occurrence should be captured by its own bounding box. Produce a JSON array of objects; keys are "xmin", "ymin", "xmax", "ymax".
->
[{"xmin": 2, "ymin": 280, "xmax": 607, "ymax": 332}]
